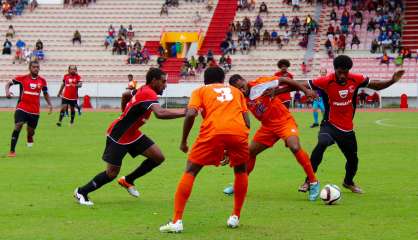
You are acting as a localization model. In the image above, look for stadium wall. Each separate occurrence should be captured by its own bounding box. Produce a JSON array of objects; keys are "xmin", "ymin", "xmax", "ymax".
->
[{"xmin": 0, "ymin": 83, "xmax": 417, "ymax": 108}]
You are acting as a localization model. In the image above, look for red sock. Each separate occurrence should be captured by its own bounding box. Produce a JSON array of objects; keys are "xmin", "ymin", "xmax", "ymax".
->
[
  {"xmin": 246, "ymin": 156, "xmax": 256, "ymax": 175},
  {"xmin": 233, "ymin": 172, "xmax": 248, "ymax": 218},
  {"xmin": 294, "ymin": 149, "xmax": 317, "ymax": 183},
  {"xmin": 173, "ymin": 172, "xmax": 195, "ymax": 222}
]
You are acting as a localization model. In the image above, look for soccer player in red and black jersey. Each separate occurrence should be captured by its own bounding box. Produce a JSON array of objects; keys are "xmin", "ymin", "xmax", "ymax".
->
[
  {"xmin": 299, "ymin": 55, "xmax": 404, "ymax": 193},
  {"xmin": 74, "ymin": 68, "xmax": 185, "ymax": 206},
  {"xmin": 274, "ymin": 59, "xmax": 293, "ymax": 109},
  {"xmin": 4, "ymin": 61, "xmax": 53, "ymax": 157},
  {"xmin": 56, "ymin": 65, "xmax": 82, "ymax": 126}
]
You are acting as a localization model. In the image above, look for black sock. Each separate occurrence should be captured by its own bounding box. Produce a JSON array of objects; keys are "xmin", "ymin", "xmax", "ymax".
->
[
  {"xmin": 78, "ymin": 171, "xmax": 114, "ymax": 195},
  {"xmin": 70, "ymin": 111, "xmax": 75, "ymax": 123},
  {"xmin": 59, "ymin": 111, "xmax": 65, "ymax": 122},
  {"xmin": 10, "ymin": 130, "xmax": 20, "ymax": 152},
  {"xmin": 125, "ymin": 158, "xmax": 161, "ymax": 184}
]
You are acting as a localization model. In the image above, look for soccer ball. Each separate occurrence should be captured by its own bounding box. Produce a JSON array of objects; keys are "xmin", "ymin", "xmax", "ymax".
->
[{"xmin": 320, "ymin": 184, "xmax": 341, "ymax": 205}]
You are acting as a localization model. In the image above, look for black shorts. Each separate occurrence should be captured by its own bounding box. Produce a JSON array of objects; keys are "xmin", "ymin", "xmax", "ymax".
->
[
  {"xmin": 62, "ymin": 98, "xmax": 78, "ymax": 107},
  {"xmin": 15, "ymin": 109, "xmax": 40, "ymax": 129},
  {"xmin": 102, "ymin": 135, "xmax": 155, "ymax": 166}
]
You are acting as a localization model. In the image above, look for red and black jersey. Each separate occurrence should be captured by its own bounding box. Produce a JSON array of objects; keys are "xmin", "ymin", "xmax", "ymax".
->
[
  {"xmin": 309, "ymin": 73, "xmax": 369, "ymax": 131},
  {"xmin": 62, "ymin": 74, "xmax": 82, "ymax": 100},
  {"xmin": 107, "ymin": 85, "xmax": 159, "ymax": 145},
  {"xmin": 12, "ymin": 74, "xmax": 48, "ymax": 115},
  {"xmin": 274, "ymin": 71, "xmax": 293, "ymax": 103}
]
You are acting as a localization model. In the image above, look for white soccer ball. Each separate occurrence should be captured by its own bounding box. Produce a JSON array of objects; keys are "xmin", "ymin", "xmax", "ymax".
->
[{"xmin": 320, "ymin": 184, "xmax": 341, "ymax": 205}]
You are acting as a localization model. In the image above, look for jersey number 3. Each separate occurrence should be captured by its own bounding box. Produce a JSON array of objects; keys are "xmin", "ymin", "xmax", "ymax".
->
[{"xmin": 214, "ymin": 87, "xmax": 233, "ymax": 102}]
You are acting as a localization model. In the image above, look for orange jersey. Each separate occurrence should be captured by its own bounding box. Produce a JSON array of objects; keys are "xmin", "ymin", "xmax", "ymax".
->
[
  {"xmin": 247, "ymin": 76, "xmax": 293, "ymax": 126},
  {"xmin": 188, "ymin": 83, "xmax": 249, "ymax": 141}
]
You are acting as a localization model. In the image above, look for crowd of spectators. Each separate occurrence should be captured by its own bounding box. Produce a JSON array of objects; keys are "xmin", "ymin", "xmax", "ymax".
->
[
  {"xmin": 323, "ymin": 0, "xmax": 405, "ymax": 59},
  {"xmin": 104, "ymin": 24, "xmax": 150, "ymax": 65},
  {"xmin": 1, "ymin": 0, "xmax": 37, "ymax": 19},
  {"xmin": 64, "ymin": 0, "xmax": 96, "ymax": 8}
]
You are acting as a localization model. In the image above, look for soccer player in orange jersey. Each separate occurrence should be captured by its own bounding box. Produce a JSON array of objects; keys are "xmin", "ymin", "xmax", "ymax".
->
[
  {"xmin": 223, "ymin": 74, "xmax": 320, "ymax": 201},
  {"xmin": 160, "ymin": 67, "xmax": 251, "ymax": 233}
]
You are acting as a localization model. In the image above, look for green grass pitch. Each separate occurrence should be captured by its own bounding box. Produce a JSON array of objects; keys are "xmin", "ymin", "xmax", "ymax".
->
[{"xmin": 0, "ymin": 111, "xmax": 417, "ymax": 240}]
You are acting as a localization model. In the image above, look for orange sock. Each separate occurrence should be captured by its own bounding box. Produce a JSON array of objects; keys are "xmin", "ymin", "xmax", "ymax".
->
[
  {"xmin": 173, "ymin": 172, "xmax": 195, "ymax": 222},
  {"xmin": 246, "ymin": 156, "xmax": 256, "ymax": 175},
  {"xmin": 233, "ymin": 172, "xmax": 248, "ymax": 218},
  {"xmin": 294, "ymin": 149, "xmax": 317, "ymax": 183}
]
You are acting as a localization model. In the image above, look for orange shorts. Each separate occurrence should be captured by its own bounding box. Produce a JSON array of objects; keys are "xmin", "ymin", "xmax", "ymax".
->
[
  {"xmin": 253, "ymin": 120, "xmax": 299, "ymax": 147},
  {"xmin": 188, "ymin": 134, "xmax": 249, "ymax": 167}
]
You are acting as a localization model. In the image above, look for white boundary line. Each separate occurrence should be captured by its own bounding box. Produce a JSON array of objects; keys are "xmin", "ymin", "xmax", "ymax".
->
[{"xmin": 375, "ymin": 119, "xmax": 418, "ymax": 129}]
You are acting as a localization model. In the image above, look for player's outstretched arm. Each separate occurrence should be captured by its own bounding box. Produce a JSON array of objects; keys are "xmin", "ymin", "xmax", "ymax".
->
[
  {"xmin": 280, "ymin": 77, "xmax": 317, "ymax": 99},
  {"xmin": 367, "ymin": 70, "xmax": 405, "ymax": 90},
  {"xmin": 150, "ymin": 104, "xmax": 186, "ymax": 119},
  {"xmin": 5, "ymin": 80, "xmax": 14, "ymax": 98},
  {"xmin": 180, "ymin": 108, "xmax": 198, "ymax": 153}
]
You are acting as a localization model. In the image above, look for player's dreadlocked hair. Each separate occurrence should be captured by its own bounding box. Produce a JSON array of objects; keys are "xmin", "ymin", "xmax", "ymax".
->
[
  {"xmin": 146, "ymin": 68, "xmax": 166, "ymax": 84},
  {"xmin": 277, "ymin": 59, "xmax": 291, "ymax": 68},
  {"xmin": 229, "ymin": 74, "xmax": 243, "ymax": 86},
  {"xmin": 204, "ymin": 67, "xmax": 225, "ymax": 85},
  {"xmin": 333, "ymin": 55, "xmax": 353, "ymax": 71}
]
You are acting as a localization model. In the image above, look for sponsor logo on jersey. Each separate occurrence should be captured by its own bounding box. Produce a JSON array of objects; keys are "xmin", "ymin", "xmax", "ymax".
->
[
  {"xmin": 30, "ymin": 83, "xmax": 37, "ymax": 89},
  {"xmin": 338, "ymin": 89, "xmax": 348, "ymax": 98}
]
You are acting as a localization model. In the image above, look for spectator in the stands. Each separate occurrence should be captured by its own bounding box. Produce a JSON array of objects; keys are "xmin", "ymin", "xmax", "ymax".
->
[
  {"xmin": 291, "ymin": 0, "xmax": 300, "ymax": 11},
  {"xmin": 353, "ymin": 10, "xmax": 363, "ymax": 29},
  {"xmin": 337, "ymin": 34, "xmax": 346, "ymax": 53},
  {"xmin": 254, "ymin": 15, "xmax": 263, "ymax": 32},
  {"xmin": 118, "ymin": 37, "xmax": 127, "ymax": 55},
  {"xmin": 367, "ymin": 18, "xmax": 376, "ymax": 32},
  {"xmin": 237, "ymin": 0, "xmax": 248, "ymax": 11},
  {"xmin": 325, "ymin": 38, "xmax": 333, "ymax": 58},
  {"xmin": 370, "ymin": 38, "xmax": 380, "ymax": 53},
  {"xmin": 351, "ymin": 33, "xmax": 360, "ymax": 49},
  {"xmin": 35, "ymin": 39, "xmax": 43, "ymax": 51},
  {"xmin": 189, "ymin": 56, "xmax": 197, "ymax": 70},
  {"xmin": 133, "ymin": 40, "xmax": 141, "ymax": 51},
  {"xmin": 242, "ymin": 17, "xmax": 251, "ymax": 32},
  {"xmin": 23, "ymin": 47, "xmax": 32, "ymax": 63},
  {"xmin": 127, "ymin": 25, "xmax": 135, "ymax": 40},
  {"xmin": 283, "ymin": 30, "xmax": 291, "ymax": 45},
  {"xmin": 235, "ymin": 21, "xmax": 241, "ymax": 33},
  {"xmin": 206, "ymin": 0, "xmax": 213, "ymax": 12},
  {"xmin": 378, "ymin": 51, "xmax": 391, "ymax": 67},
  {"xmin": 16, "ymin": 38, "xmax": 26, "ymax": 51},
  {"xmin": 140, "ymin": 48, "xmax": 150, "ymax": 64},
  {"xmin": 394, "ymin": 54, "xmax": 404, "ymax": 67},
  {"xmin": 279, "ymin": 13, "xmax": 288, "ymax": 29},
  {"xmin": 220, "ymin": 39, "xmax": 229, "ymax": 55},
  {"xmin": 2, "ymin": 38, "xmax": 12, "ymax": 55},
  {"xmin": 226, "ymin": 55, "xmax": 232, "ymax": 70},
  {"xmin": 160, "ymin": 4, "xmax": 168, "ymax": 16},
  {"xmin": 108, "ymin": 25, "xmax": 116, "ymax": 39},
  {"xmin": 198, "ymin": 54, "xmax": 206, "ymax": 69},
  {"xmin": 270, "ymin": 29, "xmax": 278, "ymax": 44},
  {"xmin": 6, "ymin": 25, "xmax": 15, "ymax": 39},
  {"xmin": 157, "ymin": 55, "xmax": 166, "ymax": 68},
  {"xmin": 259, "ymin": 1, "xmax": 268, "ymax": 15},
  {"xmin": 239, "ymin": 37, "xmax": 249, "ymax": 54},
  {"xmin": 118, "ymin": 25, "xmax": 127, "ymax": 39},
  {"xmin": 326, "ymin": 24, "xmax": 335, "ymax": 36},
  {"xmin": 299, "ymin": 34, "xmax": 308, "ymax": 48},
  {"xmin": 330, "ymin": 8, "xmax": 337, "ymax": 21},
  {"xmin": 291, "ymin": 16, "xmax": 301, "ymax": 36},
  {"xmin": 112, "ymin": 39, "xmax": 119, "ymax": 55},
  {"xmin": 72, "ymin": 30, "xmax": 81, "ymax": 45},
  {"xmin": 276, "ymin": 35, "xmax": 283, "ymax": 49},
  {"xmin": 30, "ymin": 0, "xmax": 38, "ymax": 12},
  {"xmin": 400, "ymin": 47, "xmax": 412, "ymax": 59},
  {"xmin": 206, "ymin": 49, "xmax": 214, "ymax": 62},
  {"xmin": 104, "ymin": 35, "xmax": 113, "ymax": 49},
  {"xmin": 193, "ymin": 11, "xmax": 202, "ymax": 26},
  {"xmin": 301, "ymin": 62, "xmax": 308, "ymax": 74}
]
